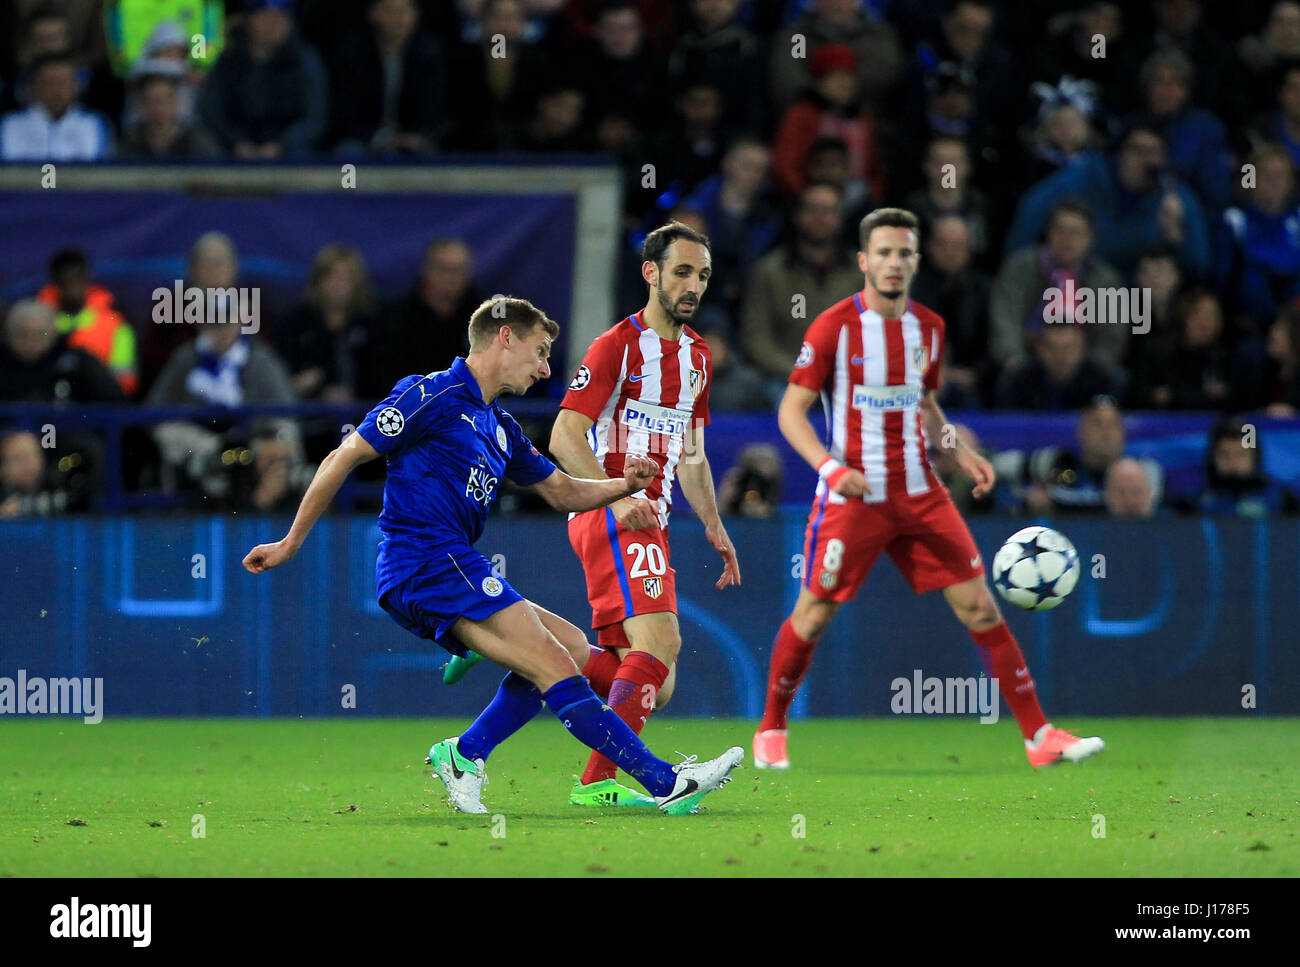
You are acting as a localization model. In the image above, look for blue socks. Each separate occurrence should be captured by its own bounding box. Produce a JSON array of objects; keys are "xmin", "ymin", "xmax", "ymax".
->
[
  {"xmin": 541, "ymin": 676, "xmax": 677, "ymax": 797},
  {"xmin": 456, "ymin": 672, "xmax": 543, "ymax": 762}
]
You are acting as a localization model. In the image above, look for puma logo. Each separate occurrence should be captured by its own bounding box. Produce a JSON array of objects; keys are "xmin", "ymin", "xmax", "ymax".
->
[{"xmin": 460, "ymin": 413, "xmax": 477, "ymax": 430}]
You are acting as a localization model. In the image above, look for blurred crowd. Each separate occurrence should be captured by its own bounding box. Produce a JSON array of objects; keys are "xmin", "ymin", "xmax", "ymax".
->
[{"xmin": 2, "ymin": 0, "xmax": 1300, "ymax": 517}]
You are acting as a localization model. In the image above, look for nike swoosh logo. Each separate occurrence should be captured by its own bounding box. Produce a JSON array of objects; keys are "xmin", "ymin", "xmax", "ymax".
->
[
  {"xmin": 448, "ymin": 748, "xmax": 465, "ymax": 779},
  {"xmin": 852, "ymin": 356, "xmax": 867, "ymax": 365},
  {"xmin": 628, "ymin": 373, "xmax": 648, "ymax": 382},
  {"xmin": 970, "ymin": 556, "xmax": 980, "ymax": 567},
  {"xmin": 660, "ymin": 776, "xmax": 698, "ymax": 805}
]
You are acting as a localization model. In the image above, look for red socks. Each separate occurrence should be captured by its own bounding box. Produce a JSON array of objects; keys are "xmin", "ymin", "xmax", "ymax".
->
[
  {"xmin": 759, "ymin": 618, "xmax": 817, "ymax": 732},
  {"xmin": 581, "ymin": 650, "xmax": 669, "ymax": 785},
  {"xmin": 970, "ymin": 621, "xmax": 1048, "ymax": 740},
  {"xmin": 581, "ymin": 646, "xmax": 621, "ymax": 699}
]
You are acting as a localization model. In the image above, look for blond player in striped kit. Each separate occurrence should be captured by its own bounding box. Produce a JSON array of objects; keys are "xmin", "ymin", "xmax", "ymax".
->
[{"xmin": 753, "ymin": 208, "xmax": 1104, "ymax": 771}]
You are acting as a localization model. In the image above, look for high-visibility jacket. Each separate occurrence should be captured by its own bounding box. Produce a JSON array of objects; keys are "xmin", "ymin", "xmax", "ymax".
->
[{"xmin": 37, "ymin": 284, "xmax": 138, "ymax": 397}]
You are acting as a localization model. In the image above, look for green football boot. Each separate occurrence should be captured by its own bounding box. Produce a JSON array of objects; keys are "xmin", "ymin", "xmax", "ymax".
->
[
  {"xmin": 442, "ymin": 650, "xmax": 485, "ymax": 685},
  {"xmin": 568, "ymin": 777, "xmax": 657, "ymax": 808}
]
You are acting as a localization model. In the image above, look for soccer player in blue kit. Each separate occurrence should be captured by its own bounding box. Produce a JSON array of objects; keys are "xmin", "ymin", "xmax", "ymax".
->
[{"xmin": 243, "ymin": 297, "xmax": 742, "ymax": 814}]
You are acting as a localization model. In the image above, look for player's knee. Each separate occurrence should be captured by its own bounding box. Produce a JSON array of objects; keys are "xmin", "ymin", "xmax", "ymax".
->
[
  {"xmin": 792, "ymin": 601, "xmax": 835, "ymax": 641},
  {"xmin": 952, "ymin": 589, "xmax": 1000, "ymax": 629}
]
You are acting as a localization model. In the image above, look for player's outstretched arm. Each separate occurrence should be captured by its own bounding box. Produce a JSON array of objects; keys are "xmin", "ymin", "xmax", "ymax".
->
[
  {"xmin": 242, "ymin": 432, "xmax": 379, "ymax": 573},
  {"xmin": 777, "ymin": 383, "xmax": 868, "ymax": 497},
  {"xmin": 550, "ymin": 406, "xmax": 659, "ymax": 530},
  {"xmin": 532, "ymin": 455, "xmax": 659, "ymax": 520}
]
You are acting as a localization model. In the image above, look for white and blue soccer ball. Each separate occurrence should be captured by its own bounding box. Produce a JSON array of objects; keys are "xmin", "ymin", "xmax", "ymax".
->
[{"xmin": 991, "ymin": 526, "xmax": 1080, "ymax": 611}]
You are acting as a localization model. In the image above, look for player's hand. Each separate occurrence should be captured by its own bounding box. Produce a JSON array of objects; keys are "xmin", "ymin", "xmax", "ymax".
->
[
  {"xmin": 613, "ymin": 495, "xmax": 659, "ymax": 531},
  {"xmin": 242, "ymin": 539, "xmax": 297, "ymax": 574},
  {"xmin": 958, "ymin": 449, "xmax": 996, "ymax": 499},
  {"xmin": 623, "ymin": 454, "xmax": 657, "ymax": 493},
  {"xmin": 832, "ymin": 467, "xmax": 869, "ymax": 497},
  {"xmin": 705, "ymin": 520, "xmax": 741, "ymax": 589}
]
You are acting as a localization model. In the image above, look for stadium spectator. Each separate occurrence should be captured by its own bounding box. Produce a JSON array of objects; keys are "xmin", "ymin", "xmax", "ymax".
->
[
  {"xmin": 681, "ymin": 137, "xmax": 782, "ymax": 321},
  {"xmin": 330, "ymin": 0, "xmax": 447, "ymax": 156},
  {"xmin": 718, "ymin": 442, "xmax": 783, "ymax": 517},
  {"xmin": 694, "ymin": 323, "xmax": 772, "ymax": 412},
  {"xmin": 910, "ymin": 214, "xmax": 992, "ymax": 405},
  {"xmin": 1104, "ymin": 455, "xmax": 1159, "ymax": 518},
  {"xmin": 1236, "ymin": 1, "xmax": 1300, "ymax": 111},
  {"xmin": 118, "ymin": 63, "xmax": 220, "ymax": 159},
  {"xmin": 571, "ymin": 0, "xmax": 666, "ymax": 150},
  {"xmin": 1131, "ymin": 244, "xmax": 1185, "ymax": 339},
  {"xmin": 1148, "ymin": 0, "xmax": 1241, "ymax": 121},
  {"xmin": 1020, "ymin": 76, "xmax": 1104, "ymax": 186},
  {"xmin": 739, "ymin": 181, "xmax": 861, "ymax": 383},
  {"xmin": 803, "ymin": 136, "xmax": 876, "ymax": 245},
  {"xmin": 901, "ymin": 135, "xmax": 996, "ymax": 270},
  {"xmin": 0, "ymin": 50, "xmax": 114, "ymax": 161},
  {"xmin": 103, "ymin": 0, "xmax": 224, "ymax": 78},
  {"xmin": 1005, "ymin": 123, "xmax": 1211, "ymax": 279},
  {"xmin": 991, "ymin": 199, "xmax": 1129, "ymax": 370},
  {"xmin": 667, "ymin": 0, "xmax": 767, "ymax": 136},
  {"xmin": 909, "ymin": 1, "xmax": 1017, "ymax": 129},
  {"xmin": 1000, "ymin": 396, "xmax": 1161, "ymax": 514},
  {"xmin": 1134, "ymin": 48, "xmax": 1233, "ymax": 211},
  {"xmin": 274, "ymin": 244, "xmax": 377, "ymax": 403},
  {"xmin": 1244, "ymin": 64, "xmax": 1300, "ymax": 168},
  {"xmin": 372, "ymin": 238, "xmax": 481, "ymax": 395},
  {"xmin": 0, "ymin": 299, "xmax": 124, "ymax": 403},
  {"xmin": 560, "ymin": 0, "xmax": 678, "ymax": 56},
  {"xmin": 0, "ymin": 429, "xmax": 76, "ymax": 518},
  {"xmin": 767, "ymin": 0, "xmax": 902, "ymax": 115},
  {"xmin": 139, "ymin": 231, "xmax": 240, "ymax": 394},
  {"xmin": 444, "ymin": 0, "xmax": 552, "ymax": 151},
  {"xmin": 994, "ymin": 322, "xmax": 1122, "ymax": 411},
  {"xmin": 1126, "ymin": 286, "xmax": 1232, "ymax": 410},
  {"xmin": 146, "ymin": 312, "xmax": 304, "ymax": 507},
  {"xmin": 771, "ymin": 43, "xmax": 886, "ymax": 201},
  {"xmin": 1030, "ymin": 1, "xmax": 1141, "ymax": 118},
  {"xmin": 640, "ymin": 80, "xmax": 727, "ymax": 191},
  {"xmin": 198, "ymin": 0, "xmax": 329, "ymax": 158},
  {"xmin": 120, "ymin": 21, "xmax": 203, "ymax": 128},
  {"xmin": 1187, "ymin": 414, "xmax": 1298, "ymax": 516},
  {"xmin": 35, "ymin": 248, "xmax": 137, "ymax": 397},
  {"xmin": 520, "ymin": 79, "xmax": 593, "ymax": 153},
  {"xmin": 1235, "ymin": 301, "xmax": 1300, "ymax": 415},
  {"xmin": 1214, "ymin": 143, "xmax": 1300, "ymax": 335}
]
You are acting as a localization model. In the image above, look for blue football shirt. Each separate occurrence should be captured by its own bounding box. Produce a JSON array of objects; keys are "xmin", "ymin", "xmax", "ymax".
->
[{"xmin": 356, "ymin": 357, "xmax": 557, "ymax": 597}]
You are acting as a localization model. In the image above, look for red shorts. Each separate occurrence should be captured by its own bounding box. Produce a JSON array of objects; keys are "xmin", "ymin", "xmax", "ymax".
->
[
  {"xmin": 568, "ymin": 506, "xmax": 677, "ymax": 634},
  {"xmin": 802, "ymin": 486, "xmax": 983, "ymax": 602}
]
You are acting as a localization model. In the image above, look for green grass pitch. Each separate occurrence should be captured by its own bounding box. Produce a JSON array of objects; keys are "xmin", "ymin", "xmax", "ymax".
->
[{"xmin": 2, "ymin": 717, "xmax": 1295, "ymax": 876}]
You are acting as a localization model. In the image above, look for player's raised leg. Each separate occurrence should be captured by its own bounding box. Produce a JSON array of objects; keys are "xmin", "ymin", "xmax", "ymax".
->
[
  {"xmin": 942, "ymin": 576, "xmax": 1104, "ymax": 767},
  {"xmin": 444, "ymin": 600, "xmax": 741, "ymax": 813},
  {"xmin": 755, "ymin": 589, "xmax": 841, "ymax": 768}
]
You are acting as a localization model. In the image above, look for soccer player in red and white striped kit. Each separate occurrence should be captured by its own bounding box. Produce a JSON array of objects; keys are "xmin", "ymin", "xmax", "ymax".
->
[{"xmin": 753, "ymin": 208, "xmax": 1104, "ymax": 770}]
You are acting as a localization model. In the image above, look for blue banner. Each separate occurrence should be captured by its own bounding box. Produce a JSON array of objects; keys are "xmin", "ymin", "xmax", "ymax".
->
[{"xmin": 1, "ymin": 515, "xmax": 1293, "ymax": 718}]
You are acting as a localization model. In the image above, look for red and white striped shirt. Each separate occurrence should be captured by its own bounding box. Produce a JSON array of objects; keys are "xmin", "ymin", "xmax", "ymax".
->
[
  {"xmin": 789, "ymin": 292, "xmax": 944, "ymax": 503},
  {"xmin": 561, "ymin": 312, "xmax": 712, "ymax": 523}
]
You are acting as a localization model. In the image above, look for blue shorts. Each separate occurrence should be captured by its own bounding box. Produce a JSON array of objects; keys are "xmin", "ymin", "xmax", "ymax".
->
[{"xmin": 377, "ymin": 546, "xmax": 523, "ymax": 656}]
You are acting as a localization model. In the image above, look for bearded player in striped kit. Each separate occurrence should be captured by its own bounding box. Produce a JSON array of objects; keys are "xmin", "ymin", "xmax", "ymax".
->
[{"xmin": 753, "ymin": 208, "xmax": 1104, "ymax": 771}]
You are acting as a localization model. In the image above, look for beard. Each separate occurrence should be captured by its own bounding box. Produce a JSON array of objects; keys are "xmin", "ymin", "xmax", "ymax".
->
[
  {"xmin": 868, "ymin": 269, "xmax": 907, "ymax": 300},
  {"xmin": 657, "ymin": 283, "xmax": 697, "ymax": 326}
]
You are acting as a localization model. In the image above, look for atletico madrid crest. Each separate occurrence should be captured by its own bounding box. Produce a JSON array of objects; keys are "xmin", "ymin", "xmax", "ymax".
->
[
  {"xmin": 689, "ymin": 369, "xmax": 704, "ymax": 393},
  {"xmin": 913, "ymin": 345, "xmax": 929, "ymax": 371},
  {"xmin": 643, "ymin": 577, "xmax": 663, "ymax": 599},
  {"xmin": 819, "ymin": 571, "xmax": 838, "ymax": 590}
]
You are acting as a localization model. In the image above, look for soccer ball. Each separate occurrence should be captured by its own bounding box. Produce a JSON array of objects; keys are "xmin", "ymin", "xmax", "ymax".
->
[{"xmin": 991, "ymin": 526, "xmax": 1080, "ymax": 611}]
